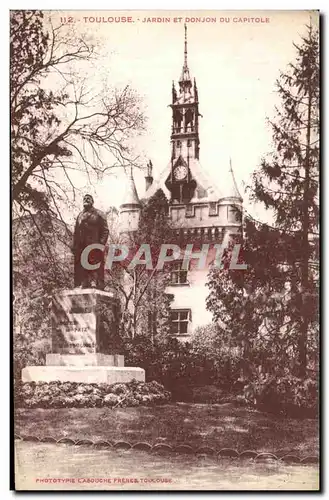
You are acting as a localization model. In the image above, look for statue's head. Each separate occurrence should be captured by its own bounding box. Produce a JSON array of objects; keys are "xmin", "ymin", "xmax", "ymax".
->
[{"xmin": 83, "ymin": 194, "xmax": 94, "ymax": 210}]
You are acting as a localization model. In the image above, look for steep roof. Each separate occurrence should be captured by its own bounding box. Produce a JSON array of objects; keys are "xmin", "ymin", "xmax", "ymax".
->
[
  {"xmin": 120, "ymin": 168, "xmax": 141, "ymax": 208},
  {"xmin": 227, "ymin": 158, "xmax": 243, "ymax": 201},
  {"xmin": 143, "ymin": 158, "xmax": 243, "ymax": 204}
]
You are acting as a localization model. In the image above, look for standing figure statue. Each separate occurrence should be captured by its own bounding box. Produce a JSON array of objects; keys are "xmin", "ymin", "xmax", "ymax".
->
[{"xmin": 72, "ymin": 194, "xmax": 109, "ymax": 290}]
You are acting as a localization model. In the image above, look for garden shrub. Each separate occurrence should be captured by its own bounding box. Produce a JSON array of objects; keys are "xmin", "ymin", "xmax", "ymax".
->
[
  {"xmin": 123, "ymin": 331, "xmax": 318, "ymax": 416},
  {"xmin": 15, "ymin": 380, "xmax": 171, "ymax": 409},
  {"xmin": 123, "ymin": 335, "xmax": 241, "ymax": 403},
  {"xmin": 242, "ymin": 373, "xmax": 318, "ymax": 418}
]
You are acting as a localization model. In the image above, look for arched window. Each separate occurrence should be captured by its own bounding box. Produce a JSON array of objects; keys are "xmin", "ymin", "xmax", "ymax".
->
[
  {"xmin": 173, "ymin": 110, "xmax": 183, "ymax": 133},
  {"xmin": 185, "ymin": 109, "xmax": 194, "ymax": 132}
]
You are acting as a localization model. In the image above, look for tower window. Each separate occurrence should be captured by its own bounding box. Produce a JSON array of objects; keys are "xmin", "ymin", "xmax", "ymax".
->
[
  {"xmin": 170, "ymin": 309, "xmax": 191, "ymax": 335},
  {"xmin": 185, "ymin": 204, "xmax": 194, "ymax": 217},
  {"xmin": 185, "ymin": 109, "xmax": 194, "ymax": 132},
  {"xmin": 174, "ymin": 109, "xmax": 183, "ymax": 133},
  {"xmin": 170, "ymin": 260, "xmax": 188, "ymax": 285},
  {"xmin": 209, "ymin": 202, "xmax": 217, "ymax": 216}
]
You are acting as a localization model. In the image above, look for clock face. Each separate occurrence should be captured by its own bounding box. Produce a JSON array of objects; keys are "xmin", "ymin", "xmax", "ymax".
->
[{"xmin": 174, "ymin": 165, "xmax": 188, "ymax": 181}]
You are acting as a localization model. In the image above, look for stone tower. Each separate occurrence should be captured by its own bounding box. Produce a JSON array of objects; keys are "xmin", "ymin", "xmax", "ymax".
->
[
  {"xmin": 166, "ymin": 23, "xmax": 200, "ymax": 205},
  {"xmin": 122, "ymin": 26, "xmax": 243, "ymax": 339}
]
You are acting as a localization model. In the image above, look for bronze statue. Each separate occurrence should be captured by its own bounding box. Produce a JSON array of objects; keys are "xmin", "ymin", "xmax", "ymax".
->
[{"xmin": 72, "ymin": 194, "xmax": 109, "ymax": 290}]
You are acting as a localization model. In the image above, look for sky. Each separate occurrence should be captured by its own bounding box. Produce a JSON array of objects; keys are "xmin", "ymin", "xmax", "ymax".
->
[{"xmin": 49, "ymin": 9, "xmax": 318, "ymax": 222}]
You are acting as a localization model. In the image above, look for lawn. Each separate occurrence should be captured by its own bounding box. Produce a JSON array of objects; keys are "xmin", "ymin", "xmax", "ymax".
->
[{"xmin": 15, "ymin": 403, "xmax": 318, "ymax": 456}]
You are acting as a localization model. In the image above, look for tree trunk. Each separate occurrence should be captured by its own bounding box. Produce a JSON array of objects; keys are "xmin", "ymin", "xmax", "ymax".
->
[{"xmin": 299, "ymin": 55, "xmax": 313, "ymax": 378}]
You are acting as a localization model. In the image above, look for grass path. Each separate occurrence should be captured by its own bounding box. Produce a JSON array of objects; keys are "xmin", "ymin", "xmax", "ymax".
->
[{"xmin": 15, "ymin": 402, "xmax": 318, "ymax": 456}]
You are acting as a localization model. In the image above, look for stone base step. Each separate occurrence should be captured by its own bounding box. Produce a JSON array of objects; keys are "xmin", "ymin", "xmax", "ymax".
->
[{"xmin": 21, "ymin": 366, "xmax": 145, "ymax": 384}]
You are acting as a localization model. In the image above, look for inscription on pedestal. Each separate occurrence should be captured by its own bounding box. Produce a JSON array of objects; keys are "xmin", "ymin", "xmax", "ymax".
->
[{"xmin": 52, "ymin": 289, "xmax": 120, "ymax": 355}]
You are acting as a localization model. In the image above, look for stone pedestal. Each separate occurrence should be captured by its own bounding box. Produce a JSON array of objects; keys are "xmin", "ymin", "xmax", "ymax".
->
[
  {"xmin": 45, "ymin": 353, "xmax": 125, "ymax": 367},
  {"xmin": 22, "ymin": 289, "xmax": 145, "ymax": 384},
  {"xmin": 51, "ymin": 288, "xmax": 121, "ymax": 355}
]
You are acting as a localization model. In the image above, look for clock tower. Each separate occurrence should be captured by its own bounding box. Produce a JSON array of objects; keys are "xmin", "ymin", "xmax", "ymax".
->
[
  {"xmin": 165, "ymin": 24, "xmax": 199, "ymax": 204},
  {"xmin": 126, "ymin": 25, "xmax": 243, "ymax": 339}
]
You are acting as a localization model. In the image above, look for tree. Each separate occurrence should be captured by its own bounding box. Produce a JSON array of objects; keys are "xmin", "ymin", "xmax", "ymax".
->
[
  {"xmin": 106, "ymin": 189, "xmax": 174, "ymax": 341},
  {"xmin": 207, "ymin": 24, "xmax": 319, "ymax": 379},
  {"xmin": 13, "ymin": 211, "xmax": 72, "ymax": 380},
  {"xmin": 11, "ymin": 10, "xmax": 146, "ymax": 320},
  {"xmin": 11, "ymin": 10, "xmax": 145, "ymax": 215}
]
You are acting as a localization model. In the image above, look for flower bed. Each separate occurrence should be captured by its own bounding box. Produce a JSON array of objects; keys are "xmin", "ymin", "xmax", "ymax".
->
[{"xmin": 15, "ymin": 379, "xmax": 171, "ymax": 409}]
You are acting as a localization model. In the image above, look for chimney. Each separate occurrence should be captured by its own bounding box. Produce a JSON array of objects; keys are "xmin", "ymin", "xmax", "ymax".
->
[{"xmin": 145, "ymin": 160, "xmax": 153, "ymax": 191}]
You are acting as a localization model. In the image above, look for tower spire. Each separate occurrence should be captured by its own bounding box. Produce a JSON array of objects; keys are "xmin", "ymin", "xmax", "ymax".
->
[
  {"xmin": 227, "ymin": 157, "xmax": 243, "ymax": 201},
  {"xmin": 184, "ymin": 23, "xmax": 188, "ymax": 68},
  {"xmin": 170, "ymin": 24, "xmax": 200, "ymax": 168},
  {"xmin": 180, "ymin": 24, "xmax": 191, "ymax": 84},
  {"xmin": 120, "ymin": 167, "xmax": 140, "ymax": 207}
]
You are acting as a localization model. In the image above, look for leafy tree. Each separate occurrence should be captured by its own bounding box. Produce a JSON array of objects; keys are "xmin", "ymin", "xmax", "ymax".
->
[
  {"xmin": 11, "ymin": 10, "xmax": 146, "ymax": 350},
  {"xmin": 11, "ymin": 11, "xmax": 145, "ymax": 210},
  {"xmin": 207, "ymin": 24, "xmax": 319, "ymax": 380},
  {"xmin": 11, "ymin": 9, "xmax": 145, "ymax": 276},
  {"xmin": 13, "ymin": 211, "xmax": 72, "ymax": 380},
  {"xmin": 107, "ymin": 188, "xmax": 174, "ymax": 340}
]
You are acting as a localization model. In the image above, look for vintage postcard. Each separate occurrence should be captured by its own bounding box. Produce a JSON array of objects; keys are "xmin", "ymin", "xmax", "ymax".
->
[{"xmin": 12, "ymin": 9, "xmax": 319, "ymax": 491}]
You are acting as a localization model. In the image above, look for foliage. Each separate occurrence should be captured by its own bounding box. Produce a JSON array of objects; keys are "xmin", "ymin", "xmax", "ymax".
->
[
  {"xmin": 123, "ymin": 323, "xmax": 318, "ymax": 415},
  {"xmin": 11, "ymin": 10, "xmax": 144, "ymax": 379},
  {"xmin": 247, "ymin": 24, "xmax": 319, "ymax": 377},
  {"xmin": 13, "ymin": 212, "xmax": 73, "ymax": 382},
  {"xmin": 124, "ymin": 333, "xmax": 242, "ymax": 402},
  {"xmin": 15, "ymin": 380, "xmax": 171, "ymax": 409},
  {"xmin": 11, "ymin": 10, "xmax": 145, "ymax": 312},
  {"xmin": 242, "ymin": 372, "xmax": 318, "ymax": 418},
  {"xmin": 206, "ymin": 24, "xmax": 319, "ymax": 386},
  {"xmin": 11, "ymin": 10, "xmax": 145, "ymax": 214},
  {"xmin": 108, "ymin": 188, "xmax": 174, "ymax": 340},
  {"xmin": 191, "ymin": 323, "xmax": 244, "ymax": 391}
]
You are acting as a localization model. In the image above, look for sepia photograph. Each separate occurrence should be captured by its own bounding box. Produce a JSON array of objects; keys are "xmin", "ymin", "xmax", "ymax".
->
[{"xmin": 11, "ymin": 9, "xmax": 319, "ymax": 491}]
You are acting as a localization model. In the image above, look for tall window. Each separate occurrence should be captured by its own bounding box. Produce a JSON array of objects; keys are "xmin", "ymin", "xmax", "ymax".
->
[
  {"xmin": 170, "ymin": 309, "xmax": 191, "ymax": 335},
  {"xmin": 209, "ymin": 202, "xmax": 217, "ymax": 216},
  {"xmin": 170, "ymin": 260, "xmax": 188, "ymax": 284}
]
